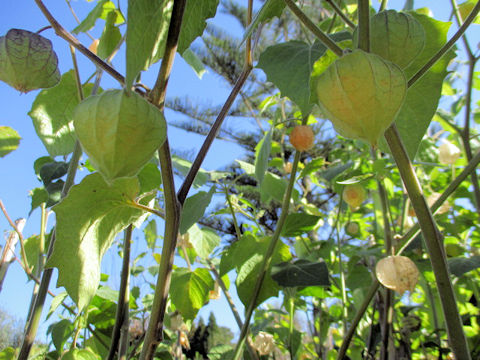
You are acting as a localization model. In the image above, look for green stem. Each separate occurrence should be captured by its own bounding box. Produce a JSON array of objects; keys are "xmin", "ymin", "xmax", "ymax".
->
[
  {"xmin": 408, "ymin": 0, "xmax": 480, "ymax": 87},
  {"xmin": 140, "ymin": 1, "xmax": 186, "ymax": 358},
  {"xmin": 379, "ymin": 0, "xmax": 388, "ymax": 11},
  {"xmin": 460, "ymin": 57, "xmax": 480, "ymax": 215},
  {"xmin": 207, "ymin": 260, "xmax": 259, "ymax": 360},
  {"xmin": 325, "ymin": 0, "xmax": 355, "ymax": 29},
  {"xmin": 337, "ymin": 279, "xmax": 380, "ymax": 360},
  {"xmin": 423, "ymin": 276, "xmax": 443, "ymax": 359},
  {"xmin": 384, "ymin": 125, "xmax": 471, "ymax": 360},
  {"xmin": 288, "ymin": 296, "xmax": 295, "ymax": 359},
  {"xmin": 232, "ymin": 151, "xmax": 302, "ymax": 360},
  {"xmin": 18, "ymin": 43, "xmax": 87, "ymax": 359},
  {"xmin": 224, "ymin": 185, "xmax": 242, "ymax": 241},
  {"xmin": 107, "ymin": 225, "xmax": 132, "ymax": 360},
  {"xmin": 18, "ymin": 140, "xmax": 83, "ymax": 360},
  {"xmin": 283, "ymin": 0, "xmax": 344, "ymax": 57},
  {"xmin": 357, "ymin": 0, "xmax": 370, "ymax": 52},
  {"xmin": 398, "ymin": 149, "xmax": 480, "ymax": 254}
]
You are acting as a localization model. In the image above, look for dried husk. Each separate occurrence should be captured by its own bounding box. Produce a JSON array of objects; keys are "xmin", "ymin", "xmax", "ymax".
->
[
  {"xmin": 375, "ymin": 255, "xmax": 419, "ymax": 295},
  {"xmin": 0, "ymin": 29, "xmax": 60, "ymax": 92},
  {"xmin": 315, "ymin": 50, "xmax": 407, "ymax": 146},
  {"xmin": 73, "ymin": 89, "xmax": 166, "ymax": 182}
]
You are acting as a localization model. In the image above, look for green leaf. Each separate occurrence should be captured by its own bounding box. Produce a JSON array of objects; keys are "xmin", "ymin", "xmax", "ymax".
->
[
  {"xmin": 46, "ymin": 173, "xmax": 147, "ymax": 310},
  {"xmin": 346, "ymin": 265, "xmax": 372, "ymax": 292},
  {"xmin": 137, "ymin": 162, "xmax": 162, "ymax": 195},
  {"xmin": 172, "ymin": 155, "xmax": 209, "ymax": 188},
  {"xmin": 236, "ymin": 160, "xmax": 255, "ymax": 175},
  {"xmin": 97, "ymin": 11, "xmax": 122, "ymax": 59},
  {"xmin": 282, "ymin": 213, "xmax": 322, "ymax": 237},
  {"xmin": 319, "ymin": 160, "xmax": 353, "ymax": 182},
  {"xmin": 458, "ymin": 0, "xmax": 480, "ymax": 24},
  {"xmin": 46, "ymin": 292, "xmax": 68, "ymax": 320},
  {"xmin": 208, "ymin": 345, "xmax": 234, "ymax": 360},
  {"xmin": 448, "ymin": 256, "xmax": 480, "ymax": 277},
  {"xmin": 61, "ymin": 348, "xmax": 100, "ymax": 360},
  {"xmin": 393, "ymin": 13, "xmax": 455, "ymax": 159},
  {"xmin": 179, "ymin": 185, "xmax": 216, "ymax": 234},
  {"xmin": 170, "ymin": 267, "xmax": 214, "ymax": 320},
  {"xmin": 45, "ymin": 180, "xmax": 64, "ymax": 207},
  {"xmin": 29, "ymin": 70, "xmax": 94, "ymax": 156},
  {"xmin": 73, "ymin": 0, "xmax": 124, "ymax": 34},
  {"xmin": 177, "ymin": 0, "xmax": 219, "ymax": 54},
  {"xmin": 49, "ymin": 319, "xmax": 74, "ymax": 352},
  {"xmin": 188, "ymin": 224, "xmax": 220, "ymax": 259},
  {"xmin": 39, "ymin": 161, "xmax": 68, "ymax": 186},
  {"xmin": 260, "ymin": 172, "xmax": 299, "ymax": 204},
  {"xmin": 0, "ymin": 347, "xmax": 15, "ymax": 360},
  {"xmin": 257, "ymin": 33, "xmax": 351, "ymax": 114},
  {"xmin": 299, "ymin": 157, "xmax": 324, "ymax": 178},
  {"xmin": 255, "ymin": 128, "xmax": 273, "ymax": 185},
  {"xmin": 126, "ymin": 0, "xmax": 174, "ymax": 88},
  {"xmin": 224, "ymin": 235, "xmax": 291, "ymax": 306},
  {"xmin": 143, "ymin": 219, "xmax": 158, "ymax": 249},
  {"xmin": 24, "ymin": 235, "xmax": 42, "ymax": 275},
  {"xmin": 242, "ymin": 0, "xmax": 285, "ymax": 44},
  {"xmin": 271, "ymin": 259, "xmax": 330, "ymax": 287},
  {"xmin": 182, "ymin": 48, "xmax": 207, "ymax": 79},
  {"xmin": 0, "ymin": 126, "xmax": 20, "ymax": 157}
]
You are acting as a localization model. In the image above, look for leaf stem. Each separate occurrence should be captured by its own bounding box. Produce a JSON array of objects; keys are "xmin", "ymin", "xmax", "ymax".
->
[
  {"xmin": 397, "ymin": 149, "xmax": 480, "ymax": 254},
  {"xmin": 34, "ymin": 0, "xmax": 125, "ymax": 86},
  {"xmin": 408, "ymin": 0, "xmax": 480, "ymax": 87},
  {"xmin": 207, "ymin": 260, "xmax": 259, "ymax": 360},
  {"xmin": 356, "ymin": 0, "xmax": 370, "ymax": 52},
  {"xmin": 324, "ymin": 0, "xmax": 355, "ymax": 29},
  {"xmin": 337, "ymin": 279, "xmax": 379, "ymax": 360},
  {"xmin": 283, "ymin": 0, "xmax": 343, "ymax": 57},
  {"xmin": 232, "ymin": 150, "xmax": 301, "ymax": 360},
  {"xmin": 107, "ymin": 225, "xmax": 132, "ymax": 360},
  {"xmin": 384, "ymin": 125, "xmax": 471, "ymax": 360},
  {"xmin": 140, "ymin": 0, "xmax": 186, "ymax": 358}
]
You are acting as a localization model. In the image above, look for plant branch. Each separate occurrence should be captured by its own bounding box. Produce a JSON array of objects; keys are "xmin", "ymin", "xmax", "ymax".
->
[
  {"xmin": 107, "ymin": 225, "xmax": 132, "ymax": 360},
  {"xmin": 232, "ymin": 150, "xmax": 301, "ymax": 360},
  {"xmin": 357, "ymin": 0, "xmax": 370, "ymax": 52},
  {"xmin": 408, "ymin": 0, "xmax": 480, "ymax": 87},
  {"xmin": 177, "ymin": 67, "xmax": 252, "ymax": 204},
  {"xmin": 283, "ymin": 0, "xmax": 343, "ymax": 57},
  {"xmin": 207, "ymin": 260, "xmax": 259, "ymax": 360},
  {"xmin": 0, "ymin": 201, "xmax": 30, "ymax": 272},
  {"xmin": 18, "ymin": 43, "xmax": 87, "ymax": 360},
  {"xmin": 337, "ymin": 279, "xmax": 380, "ymax": 359},
  {"xmin": 325, "ymin": 0, "xmax": 355, "ymax": 29},
  {"xmin": 384, "ymin": 124, "xmax": 471, "ymax": 360},
  {"xmin": 397, "ymin": 149, "xmax": 480, "ymax": 254},
  {"xmin": 34, "ymin": 0, "xmax": 125, "ymax": 85},
  {"xmin": 139, "ymin": 0, "xmax": 186, "ymax": 358}
]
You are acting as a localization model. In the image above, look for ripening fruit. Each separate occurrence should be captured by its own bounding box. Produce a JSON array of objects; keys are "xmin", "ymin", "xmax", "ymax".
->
[
  {"xmin": 343, "ymin": 184, "xmax": 367, "ymax": 210},
  {"xmin": 315, "ymin": 50, "xmax": 407, "ymax": 146},
  {"xmin": 345, "ymin": 221, "xmax": 360, "ymax": 236},
  {"xmin": 354, "ymin": 10, "xmax": 425, "ymax": 69},
  {"xmin": 88, "ymin": 39, "xmax": 99, "ymax": 55},
  {"xmin": 375, "ymin": 255, "xmax": 419, "ymax": 295},
  {"xmin": 289, "ymin": 125, "xmax": 315, "ymax": 152},
  {"xmin": 73, "ymin": 89, "xmax": 166, "ymax": 183},
  {"xmin": 0, "ymin": 29, "xmax": 60, "ymax": 92},
  {"xmin": 438, "ymin": 140, "xmax": 461, "ymax": 165}
]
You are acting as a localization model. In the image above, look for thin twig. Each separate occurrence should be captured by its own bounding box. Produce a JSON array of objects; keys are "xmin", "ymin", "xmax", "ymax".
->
[
  {"xmin": 107, "ymin": 225, "xmax": 132, "ymax": 360},
  {"xmin": 34, "ymin": 0, "xmax": 125, "ymax": 85},
  {"xmin": 0, "ymin": 200, "xmax": 31, "ymax": 272},
  {"xmin": 408, "ymin": 0, "xmax": 480, "ymax": 87},
  {"xmin": 284, "ymin": 0, "xmax": 343, "ymax": 57},
  {"xmin": 325, "ymin": 0, "xmax": 355, "ymax": 29}
]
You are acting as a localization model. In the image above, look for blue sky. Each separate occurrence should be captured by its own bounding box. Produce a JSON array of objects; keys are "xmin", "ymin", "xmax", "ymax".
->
[{"xmin": 0, "ymin": 0, "xmax": 477, "ymax": 343}]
